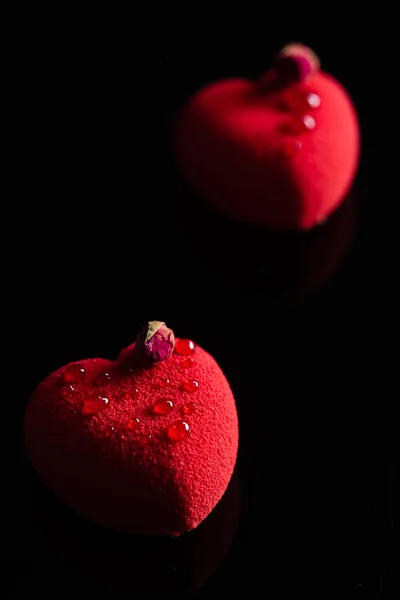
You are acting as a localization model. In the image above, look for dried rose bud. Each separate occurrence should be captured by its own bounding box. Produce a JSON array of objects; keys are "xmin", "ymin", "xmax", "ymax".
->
[
  {"xmin": 258, "ymin": 44, "xmax": 320, "ymax": 92},
  {"xmin": 135, "ymin": 321, "xmax": 175, "ymax": 363},
  {"xmin": 276, "ymin": 43, "xmax": 320, "ymax": 83}
]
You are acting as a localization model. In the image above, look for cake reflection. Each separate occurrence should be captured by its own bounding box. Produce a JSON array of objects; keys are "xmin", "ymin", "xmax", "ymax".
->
[
  {"xmin": 31, "ymin": 468, "xmax": 241, "ymax": 595},
  {"xmin": 176, "ymin": 186, "xmax": 359, "ymax": 299}
]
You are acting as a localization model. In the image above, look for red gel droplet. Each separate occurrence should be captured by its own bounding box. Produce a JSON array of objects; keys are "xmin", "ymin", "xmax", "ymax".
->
[
  {"xmin": 181, "ymin": 358, "xmax": 194, "ymax": 368},
  {"xmin": 126, "ymin": 418, "xmax": 140, "ymax": 430},
  {"xmin": 282, "ymin": 140, "xmax": 302, "ymax": 157},
  {"xmin": 175, "ymin": 339, "xmax": 195, "ymax": 356},
  {"xmin": 82, "ymin": 395, "xmax": 109, "ymax": 415},
  {"xmin": 153, "ymin": 399, "xmax": 174, "ymax": 415},
  {"xmin": 137, "ymin": 435, "xmax": 152, "ymax": 446},
  {"xmin": 167, "ymin": 421, "xmax": 190, "ymax": 441},
  {"xmin": 95, "ymin": 372, "xmax": 112, "ymax": 384},
  {"xmin": 64, "ymin": 364, "xmax": 85, "ymax": 383},
  {"xmin": 306, "ymin": 92, "xmax": 321, "ymax": 108},
  {"xmin": 282, "ymin": 90, "xmax": 321, "ymax": 112},
  {"xmin": 158, "ymin": 378, "xmax": 170, "ymax": 388},
  {"xmin": 124, "ymin": 388, "xmax": 139, "ymax": 400},
  {"xmin": 302, "ymin": 114, "xmax": 316, "ymax": 130},
  {"xmin": 183, "ymin": 380, "xmax": 199, "ymax": 393},
  {"xmin": 287, "ymin": 114, "xmax": 316, "ymax": 134},
  {"xmin": 182, "ymin": 402, "xmax": 196, "ymax": 415}
]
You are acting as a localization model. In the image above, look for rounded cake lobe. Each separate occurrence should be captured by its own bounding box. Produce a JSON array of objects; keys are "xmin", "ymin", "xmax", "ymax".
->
[
  {"xmin": 174, "ymin": 45, "xmax": 360, "ymax": 231},
  {"xmin": 24, "ymin": 340, "xmax": 238, "ymax": 535}
]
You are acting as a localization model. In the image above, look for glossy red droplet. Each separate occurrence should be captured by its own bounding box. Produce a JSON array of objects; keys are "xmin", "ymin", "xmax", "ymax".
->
[
  {"xmin": 153, "ymin": 399, "xmax": 174, "ymax": 415},
  {"xmin": 287, "ymin": 114, "xmax": 316, "ymax": 134},
  {"xmin": 282, "ymin": 90, "xmax": 321, "ymax": 112},
  {"xmin": 124, "ymin": 388, "xmax": 139, "ymax": 400},
  {"xmin": 158, "ymin": 378, "xmax": 170, "ymax": 388},
  {"xmin": 64, "ymin": 364, "xmax": 85, "ymax": 383},
  {"xmin": 126, "ymin": 419, "xmax": 140, "ymax": 431},
  {"xmin": 82, "ymin": 395, "xmax": 109, "ymax": 415},
  {"xmin": 175, "ymin": 339, "xmax": 196, "ymax": 356},
  {"xmin": 306, "ymin": 92, "xmax": 321, "ymax": 108},
  {"xmin": 181, "ymin": 357, "xmax": 194, "ymax": 368},
  {"xmin": 302, "ymin": 114, "xmax": 316, "ymax": 130},
  {"xmin": 282, "ymin": 139, "xmax": 302, "ymax": 157},
  {"xmin": 167, "ymin": 421, "xmax": 190, "ymax": 441},
  {"xmin": 182, "ymin": 380, "xmax": 199, "ymax": 393},
  {"xmin": 126, "ymin": 418, "xmax": 140, "ymax": 430},
  {"xmin": 95, "ymin": 372, "xmax": 112, "ymax": 385},
  {"xmin": 182, "ymin": 401, "xmax": 196, "ymax": 415}
]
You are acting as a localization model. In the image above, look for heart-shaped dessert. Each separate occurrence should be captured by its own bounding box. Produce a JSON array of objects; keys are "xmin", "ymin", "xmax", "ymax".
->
[
  {"xmin": 24, "ymin": 322, "xmax": 239, "ymax": 536},
  {"xmin": 175, "ymin": 43, "xmax": 360, "ymax": 231}
]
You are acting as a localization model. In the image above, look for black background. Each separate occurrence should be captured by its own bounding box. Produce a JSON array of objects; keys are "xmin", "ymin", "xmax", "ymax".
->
[{"xmin": 9, "ymin": 3, "xmax": 398, "ymax": 598}]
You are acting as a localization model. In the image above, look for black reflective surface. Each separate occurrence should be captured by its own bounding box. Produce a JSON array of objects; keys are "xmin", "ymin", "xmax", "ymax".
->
[{"xmin": 10, "ymin": 5, "xmax": 398, "ymax": 598}]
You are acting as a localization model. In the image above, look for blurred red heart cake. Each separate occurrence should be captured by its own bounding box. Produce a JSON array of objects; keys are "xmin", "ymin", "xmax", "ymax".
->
[{"xmin": 175, "ymin": 43, "xmax": 360, "ymax": 231}]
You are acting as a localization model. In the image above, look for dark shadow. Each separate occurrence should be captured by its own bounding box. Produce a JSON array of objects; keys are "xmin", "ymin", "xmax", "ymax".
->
[
  {"xmin": 175, "ymin": 181, "xmax": 359, "ymax": 300},
  {"xmin": 28, "ymin": 465, "xmax": 241, "ymax": 596}
]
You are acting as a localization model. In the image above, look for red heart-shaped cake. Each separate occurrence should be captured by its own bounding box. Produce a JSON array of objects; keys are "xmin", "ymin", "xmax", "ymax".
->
[
  {"xmin": 24, "ymin": 322, "xmax": 239, "ymax": 536},
  {"xmin": 175, "ymin": 44, "xmax": 360, "ymax": 231}
]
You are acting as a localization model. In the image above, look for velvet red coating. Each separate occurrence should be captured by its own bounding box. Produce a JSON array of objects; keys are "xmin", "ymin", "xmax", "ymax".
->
[
  {"xmin": 175, "ymin": 67, "xmax": 360, "ymax": 231},
  {"xmin": 24, "ymin": 339, "xmax": 239, "ymax": 536}
]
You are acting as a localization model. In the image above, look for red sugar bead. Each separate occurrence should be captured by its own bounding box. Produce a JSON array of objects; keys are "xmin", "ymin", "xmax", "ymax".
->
[
  {"xmin": 175, "ymin": 339, "xmax": 196, "ymax": 356},
  {"xmin": 126, "ymin": 418, "xmax": 140, "ymax": 430},
  {"xmin": 64, "ymin": 364, "xmax": 85, "ymax": 383},
  {"xmin": 182, "ymin": 402, "xmax": 197, "ymax": 415},
  {"xmin": 95, "ymin": 372, "xmax": 112, "ymax": 385},
  {"xmin": 82, "ymin": 395, "xmax": 109, "ymax": 415},
  {"xmin": 153, "ymin": 399, "xmax": 174, "ymax": 415},
  {"xmin": 167, "ymin": 421, "xmax": 190, "ymax": 442},
  {"xmin": 182, "ymin": 380, "xmax": 199, "ymax": 393}
]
